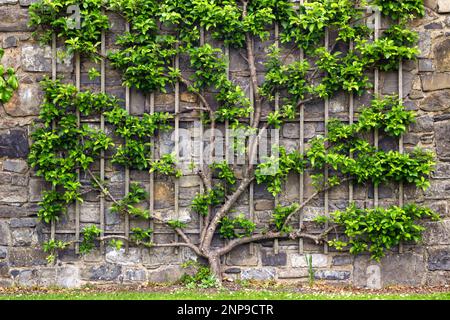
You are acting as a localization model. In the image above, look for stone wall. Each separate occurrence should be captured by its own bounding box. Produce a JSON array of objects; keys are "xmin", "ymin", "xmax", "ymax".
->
[{"xmin": 0, "ymin": 1, "xmax": 450, "ymax": 288}]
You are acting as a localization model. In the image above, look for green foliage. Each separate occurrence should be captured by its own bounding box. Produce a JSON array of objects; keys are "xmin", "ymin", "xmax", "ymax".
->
[
  {"xmin": 357, "ymin": 24, "xmax": 420, "ymax": 72},
  {"xmin": 305, "ymin": 254, "xmax": 315, "ymax": 287},
  {"xmin": 191, "ymin": 185, "xmax": 226, "ymax": 217},
  {"xmin": 281, "ymin": 0, "xmax": 367, "ymax": 50},
  {"xmin": 181, "ymin": 260, "xmax": 218, "ymax": 289},
  {"xmin": 149, "ymin": 153, "xmax": 182, "ymax": 177},
  {"xmin": 210, "ymin": 161, "xmax": 236, "ymax": 185},
  {"xmin": 80, "ymin": 225, "xmax": 102, "ymax": 254},
  {"xmin": 327, "ymin": 95, "xmax": 416, "ymax": 140},
  {"xmin": 29, "ymin": 0, "xmax": 109, "ymax": 58},
  {"xmin": 272, "ymin": 203, "xmax": 300, "ymax": 233},
  {"xmin": 104, "ymin": 108, "xmax": 173, "ymax": 170},
  {"xmin": 88, "ymin": 67, "xmax": 101, "ymax": 80},
  {"xmin": 28, "ymin": 0, "xmax": 433, "ymax": 266},
  {"xmin": 42, "ymin": 239, "xmax": 70, "ymax": 264},
  {"xmin": 262, "ymin": 44, "xmax": 310, "ymax": 103},
  {"xmin": 110, "ymin": 183, "xmax": 149, "ymax": 219},
  {"xmin": 28, "ymin": 78, "xmax": 116, "ymax": 223},
  {"xmin": 322, "ymin": 203, "xmax": 440, "ymax": 261},
  {"xmin": 218, "ymin": 214, "xmax": 256, "ymax": 239},
  {"xmin": 109, "ymin": 239, "xmax": 124, "ymax": 250},
  {"xmin": 131, "ymin": 227, "xmax": 153, "ymax": 244},
  {"xmin": 0, "ymin": 49, "xmax": 19, "ymax": 103},
  {"xmin": 374, "ymin": 0, "xmax": 425, "ymax": 21},
  {"xmin": 188, "ymin": 44, "xmax": 252, "ymax": 125},
  {"xmin": 255, "ymin": 147, "xmax": 306, "ymax": 196},
  {"xmin": 314, "ymin": 48, "xmax": 371, "ymax": 97},
  {"xmin": 167, "ymin": 220, "xmax": 187, "ymax": 229}
]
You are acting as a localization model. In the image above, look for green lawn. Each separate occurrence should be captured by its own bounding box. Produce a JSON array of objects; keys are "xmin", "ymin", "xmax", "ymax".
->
[{"xmin": 1, "ymin": 289, "xmax": 450, "ymax": 300}]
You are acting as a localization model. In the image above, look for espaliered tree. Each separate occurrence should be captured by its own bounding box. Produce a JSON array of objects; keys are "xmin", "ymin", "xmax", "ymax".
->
[{"xmin": 29, "ymin": 0, "xmax": 439, "ymax": 284}]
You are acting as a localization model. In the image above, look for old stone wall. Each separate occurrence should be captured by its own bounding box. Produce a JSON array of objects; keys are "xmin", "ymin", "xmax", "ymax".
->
[{"xmin": 0, "ymin": 1, "xmax": 450, "ymax": 288}]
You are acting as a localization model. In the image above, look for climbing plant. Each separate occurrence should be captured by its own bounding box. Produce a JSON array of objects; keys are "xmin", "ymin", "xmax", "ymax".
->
[
  {"xmin": 29, "ymin": 0, "xmax": 439, "ymax": 282},
  {"xmin": 0, "ymin": 49, "xmax": 19, "ymax": 104}
]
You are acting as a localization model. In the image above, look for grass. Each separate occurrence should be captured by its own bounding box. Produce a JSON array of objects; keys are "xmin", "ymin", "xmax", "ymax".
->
[{"xmin": 1, "ymin": 289, "xmax": 450, "ymax": 300}]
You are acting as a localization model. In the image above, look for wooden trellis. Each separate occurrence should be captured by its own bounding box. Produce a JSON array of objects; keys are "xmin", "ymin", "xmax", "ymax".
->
[{"xmin": 45, "ymin": 2, "xmax": 406, "ymax": 260}]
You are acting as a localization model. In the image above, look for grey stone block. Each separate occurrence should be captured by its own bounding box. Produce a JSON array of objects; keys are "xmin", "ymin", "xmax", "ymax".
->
[
  {"xmin": 241, "ymin": 267, "xmax": 276, "ymax": 281},
  {"xmin": 8, "ymin": 248, "xmax": 47, "ymax": 267},
  {"xmin": 10, "ymin": 218, "xmax": 37, "ymax": 228},
  {"xmin": 0, "ymin": 129, "xmax": 29, "ymax": 158},
  {"xmin": 85, "ymin": 264, "xmax": 122, "ymax": 281},
  {"xmin": 428, "ymin": 248, "xmax": 450, "ymax": 271},
  {"xmin": 261, "ymin": 248, "xmax": 287, "ymax": 266}
]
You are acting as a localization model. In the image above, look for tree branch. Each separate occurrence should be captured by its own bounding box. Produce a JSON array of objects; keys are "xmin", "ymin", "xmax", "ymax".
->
[
  {"xmin": 200, "ymin": 175, "xmax": 255, "ymax": 252},
  {"xmin": 216, "ymin": 225, "xmax": 335, "ymax": 256}
]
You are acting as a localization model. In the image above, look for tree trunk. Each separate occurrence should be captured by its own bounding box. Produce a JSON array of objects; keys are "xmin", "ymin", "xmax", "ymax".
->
[{"xmin": 208, "ymin": 254, "xmax": 222, "ymax": 283}]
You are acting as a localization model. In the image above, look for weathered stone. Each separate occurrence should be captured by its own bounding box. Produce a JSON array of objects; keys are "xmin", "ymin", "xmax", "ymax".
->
[
  {"xmin": 105, "ymin": 248, "xmax": 141, "ymax": 265},
  {"xmin": 180, "ymin": 92, "xmax": 197, "ymax": 103},
  {"xmin": 421, "ymin": 90, "xmax": 450, "ymax": 111},
  {"xmin": 423, "ymin": 220, "xmax": 450, "ymax": 245},
  {"xmin": 147, "ymin": 265, "xmax": 185, "ymax": 283},
  {"xmin": 0, "ymin": 222, "xmax": 10, "ymax": 246},
  {"xmin": 380, "ymin": 253, "xmax": 427, "ymax": 286},
  {"xmin": 154, "ymin": 181, "xmax": 174, "ymax": 209},
  {"xmin": 291, "ymin": 254, "xmax": 328, "ymax": 268},
  {"xmin": 433, "ymin": 162, "xmax": 450, "ymax": 179},
  {"xmin": 241, "ymin": 267, "xmax": 276, "ymax": 280},
  {"xmin": 418, "ymin": 31, "xmax": 431, "ymax": 58},
  {"xmin": 21, "ymin": 44, "xmax": 73, "ymax": 72},
  {"xmin": 409, "ymin": 115, "xmax": 433, "ymax": 132},
  {"xmin": 261, "ymin": 248, "xmax": 287, "ymax": 266},
  {"xmin": 226, "ymin": 245, "xmax": 258, "ymax": 266},
  {"xmin": 2, "ymin": 35, "xmax": 18, "ymax": 49},
  {"xmin": 8, "ymin": 248, "xmax": 47, "ymax": 267},
  {"xmin": 424, "ymin": 180, "xmax": 450, "ymax": 199},
  {"xmin": 282, "ymin": 123, "xmax": 299, "ymax": 139},
  {"xmin": 29, "ymin": 178, "xmax": 51, "ymax": 202},
  {"xmin": 0, "ymin": 7, "xmax": 30, "ymax": 31},
  {"xmin": 425, "ymin": 22, "xmax": 443, "ymax": 29},
  {"xmin": 0, "ymin": 129, "xmax": 29, "ymax": 158},
  {"xmin": 224, "ymin": 267, "xmax": 241, "ymax": 274},
  {"xmin": 10, "ymin": 218, "xmax": 37, "ymax": 228},
  {"xmin": 332, "ymin": 255, "xmax": 354, "ymax": 266},
  {"xmin": 0, "ymin": 246, "xmax": 7, "ymax": 259},
  {"xmin": 152, "ymin": 207, "xmax": 191, "ymax": 224},
  {"xmin": 2, "ymin": 159, "xmax": 28, "ymax": 173},
  {"xmin": 409, "ymin": 90, "xmax": 425, "ymax": 100},
  {"xmin": 0, "ymin": 185, "xmax": 27, "ymax": 203},
  {"xmin": 85, "ymin": 264, "xmax": 122, "ymax": 281},
  {"xmin": 11, "ymin": 228, "xmax": 36, "ymax": 246},
  {"xmin": 80, "ymin": 202, "xmax": 100, "ymax": 223},
  {"xmin": 0, "ymin": 261, "xmax": 8, "ymax": 277},
  {"xmin": 37, "ymin": 268, "xmax": 57, "ymax": 286},
  {"xmin": 254, "ymin": 199, "xmax": 274, "ymax": 211},
  {"xmin": 14, "ymin": 269, "xmax": 39, "ymax": 287},
  {"xmin": 315, "ymin": 270, "xmax": 351, "ymax": 281},
  {"xmin": 4, "ymin": 83, "xmax": 43, "ymax": 117},
  {"xmin": 56, "ymin": 266, "xmax": 81, "ymax": 288},
  {"xmin": 19, "ymin": 0, "xmax": 38, "ymax": 5},
  {"xmin": 435, "ymin": 119, "xmax": 450, "ymax": 159},
  {"xmin": 428, "ymin": 248, "xmax": 450, "ymax": 271},
  {"xmin": 0, "ymin": 0, "xmax": 18, "ymax": 4},
  {"xmin": 422, "ymin": 74, "xmax": 450, "ymax": 92},
  {"xmin": 178, "ymin": 175, "xmax": 201, "ymax": 187},
  {"xmin": 142, "ymin": 247, "xmax": 180, "ymax": 267},
  {"xmin": 437, "ymin": 0, "xmax": 450, "ymax": 12},
  {"xmin": 0, "ymin": 205, "xmax": 34, "ymax": 218},
  {"xmin": 277, "ymin": 268, "xmax": 309, "ymax": 279},
  {"xmin": 124, "ymin": 268, "xmax": 147, "ymax": 282},
  {"xmin": 435, "ymin": 39, "xmax": 450, "ymax": 72}
]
